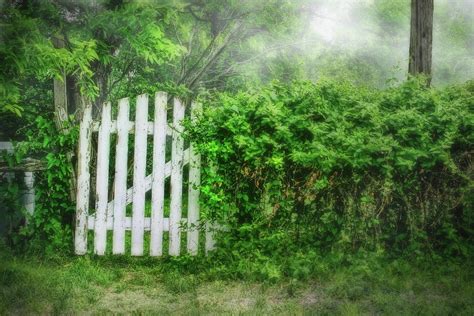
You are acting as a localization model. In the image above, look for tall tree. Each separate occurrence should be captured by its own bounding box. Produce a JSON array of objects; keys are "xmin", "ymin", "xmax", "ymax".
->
[{"xmin": 408, "ymin": 0, "xmax": 434, "ymax": 83}]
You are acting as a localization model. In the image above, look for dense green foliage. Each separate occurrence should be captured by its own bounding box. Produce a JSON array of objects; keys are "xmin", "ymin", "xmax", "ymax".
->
[
  {"xmin": 0, "ymin": 0, "xmax": 301, "ymax": 119},
  {"xmin": 0, "ymin": 1, "xmax": 182, "ymax": 117},
  {"xmin": 189, "ymin": 78, "xmax": 473, "ymax": 278}
]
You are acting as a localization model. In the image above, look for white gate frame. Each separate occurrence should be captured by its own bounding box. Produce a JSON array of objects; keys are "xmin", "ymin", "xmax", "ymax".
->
[{"xmin": 74, "ymin": 92, "xmax": 215, "ymax": 256}]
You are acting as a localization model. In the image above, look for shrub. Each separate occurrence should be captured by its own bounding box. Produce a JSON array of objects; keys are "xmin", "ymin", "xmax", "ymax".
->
[{"xmin": 190, "ymin": 78, "xmax": 473, "ymax": 267}]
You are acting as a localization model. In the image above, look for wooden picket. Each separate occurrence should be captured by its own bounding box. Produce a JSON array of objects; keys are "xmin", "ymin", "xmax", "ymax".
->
[
  {"xmin": 94, "ymin": 101, "xmax": 111, "ymax": 255},
  {"xmin": 169, "ymin": 98, "xmax": 185, "ymax": 256},
  {"xmin": 131, "ymin": 94, "xmax": 148, "ymax": 256},
  {"xmin": 187, "ymin": 102, "xmax": 202, "ymax": 255},
  {"xmin": 150, "ymin": 92, "xmax": 167, "ymax": 256},
  {"xmin": 75, "ymin": 92, "xmax": 213, "ymax": 256},
  {"xmin": 75, "ymin": 104, "xmax": 92, "ymax": 255},
  {"xmin": 112, "ymin": 98, "xmax": 129, "ymax": 255}
]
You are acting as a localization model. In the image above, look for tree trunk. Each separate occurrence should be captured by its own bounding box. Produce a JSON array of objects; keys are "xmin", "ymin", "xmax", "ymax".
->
[
  {"xmin": 53, "ymin": 36, "xmax": 80, "ymax": 121},
  {"xmin": 408, "ymin": 0, "xmax": 434, "ymax": 84},
  {"xmin": 52, "ymin": 35, "xmax": 78, "ymax": 202},
  {"xmin": 52, "ymin": 37, "xmax": 69, "ymax": 131}
]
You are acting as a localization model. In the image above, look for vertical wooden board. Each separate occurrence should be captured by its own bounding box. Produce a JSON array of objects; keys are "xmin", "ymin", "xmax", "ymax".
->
[
  {"xmin": 75, "ymin": 104, "xmax": 93, "ymax": 255},
  {"xmin": 150, "ymin": 92, "xmax": 167, "ymax": 256},
  {"xmin": 131, "ymin": 94, "xmax": 149, "ymax": 256},
  {"xmin": 187, "ymin": 102, "xmax": 202, "ymax": 255},
  {"xmin": 169, "ymin": 98, "xmax": 185, "ymax": 256},
  {"xmin": 112, "ymin": 98, "xmax": 129, "ymax": 254},
  {"xmin": 94, "ymin": 102, "xmax": 112, "ymax": 255}
]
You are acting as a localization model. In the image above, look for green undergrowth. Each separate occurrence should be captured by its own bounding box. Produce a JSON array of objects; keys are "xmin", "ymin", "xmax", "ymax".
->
[{"xmin": 1, "ymin": 244, "xmax": 473, "ymax": 314}]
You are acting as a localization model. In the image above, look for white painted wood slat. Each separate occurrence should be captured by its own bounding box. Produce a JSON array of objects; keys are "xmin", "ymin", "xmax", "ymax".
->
[
  {"xmin": 169, "ymin": 98, "xmax": 185, "ymax": 256},
  {"xmin": 131, "ymin": 94, "xmax": 149, "ymax": 256},
  {"xmin": 150, "ymin": 92, "xmax": 168, "ymax": 256},
  {"xmin": 94, "ymin": 102, "xmax": 112, "ymax": 255},
  {"xmin": 75, "ymin": 104, "xmax": 93, "ymax": 255},
  {"xmin": 112, "ymin": 98, "xmax": 130, "ymax": 254},
  {"xmin": 187, "ymin": 102, "xmax": 202, "ymax": 255}
]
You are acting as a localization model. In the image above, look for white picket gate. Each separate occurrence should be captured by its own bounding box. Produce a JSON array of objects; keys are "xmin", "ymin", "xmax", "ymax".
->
[{"xmin": 75, "ymin": 92, "xmax": 214, "ymax": 256}]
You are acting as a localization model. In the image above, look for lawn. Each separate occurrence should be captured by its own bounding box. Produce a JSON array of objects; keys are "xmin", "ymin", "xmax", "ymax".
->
[{"xmin": 1, "ymin": 248, "xmax": 472, "ymax": 315}]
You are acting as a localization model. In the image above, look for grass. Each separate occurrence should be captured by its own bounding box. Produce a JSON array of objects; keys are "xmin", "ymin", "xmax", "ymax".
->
[{"xmin": 1, "ymin": 248, "xmax": 473, "ymax": 315}]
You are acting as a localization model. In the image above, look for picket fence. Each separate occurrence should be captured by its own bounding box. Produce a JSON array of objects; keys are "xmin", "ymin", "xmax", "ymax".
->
[{"xmin": 75, "ymin": 92, "xmax": 215, "ymax": 256}]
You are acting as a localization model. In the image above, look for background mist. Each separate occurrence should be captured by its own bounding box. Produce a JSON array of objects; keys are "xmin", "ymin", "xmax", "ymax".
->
[{"xmin": 239, "ymin": 0, "xmax": 473, "ymax": 88}]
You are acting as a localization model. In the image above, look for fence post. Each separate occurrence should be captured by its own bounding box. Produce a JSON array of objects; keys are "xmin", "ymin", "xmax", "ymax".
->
[
  {"xmin": 205, "ymin": 222, "xmax": 217, "ymax": 255},
  {"xmin": 23, "ymin": 172, "xmax": 35, "ymax": 221}
]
